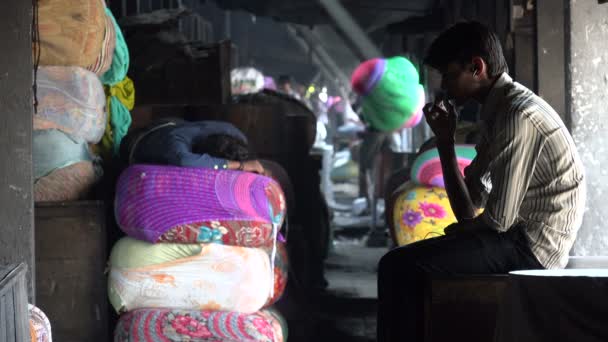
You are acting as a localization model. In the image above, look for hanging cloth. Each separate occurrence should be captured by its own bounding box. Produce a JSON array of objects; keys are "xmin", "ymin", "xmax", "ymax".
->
[
  {"xmin": 99, "ymin": 7, "xmax": 129, "ymax": 86},
  {"xmin": 99, "ymin": 77, "xmax": 134, "ymax": 156}
]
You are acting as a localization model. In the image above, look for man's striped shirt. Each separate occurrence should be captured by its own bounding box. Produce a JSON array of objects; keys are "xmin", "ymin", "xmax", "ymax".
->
[{"xmin": 464, "ymin": 73, "xmax": 586, "ymax": 269}]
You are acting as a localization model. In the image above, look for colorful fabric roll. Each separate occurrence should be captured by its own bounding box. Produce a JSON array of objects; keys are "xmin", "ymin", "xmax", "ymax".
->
[
  {"xmin": 410, "ymin": 145, "xmax": 477, "ymax": 188},
  {"xmin": 114, "ymin": 308, "xmax": 286, "ymax": 342},
  {"xmin": 391, "ymin": 182, "xmax": 456, "ymax": 246},
  {"xmin": 29, "ymin": 304, "xmax": 52, "ymax": 342},
  {"xmin": 36, "ymin": 0, "xmax": 106, "ymax": 69},
  {"xmin": 262, "ymin": 308, "xmax": 288, "ymax": 342},
  {"xmin": 35, "ymin": 66, "xmax": 106, "ymax": 143},
  {"xmin": 115, "ymin": 165, "xmax": 285, "ymax": 247},
  {"xmin": 108, "ymin": 238, "xmax": 274, "ymax": 313},
  {"xmin": 351, "ymin": 58, "xmax": 386, "ymax": 96},
  {"xmin": 352, "ymin": 56, "xmax": 425, "ymax": 131},
  {"xmin": 100, "ymin": 7, "xmax": 130, "ymax": 86}
]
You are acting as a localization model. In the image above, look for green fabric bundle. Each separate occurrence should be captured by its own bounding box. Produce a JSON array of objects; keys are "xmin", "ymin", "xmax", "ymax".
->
[{"xmin": 354, "ymin": 56, "xmax": 424, "ymax": 131}]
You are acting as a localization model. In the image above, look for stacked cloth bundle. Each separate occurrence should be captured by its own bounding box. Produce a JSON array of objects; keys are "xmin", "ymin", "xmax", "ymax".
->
[
  {"xmin": 33, "ymin": 0, "xmax": 130, "ymax": 201},
  {"xmin": 390, "ymin": 145, "xmax": 479, "ymax": 246},
  {"xmin": 351, "ymin": 56, "xmax": 426, "ymax": 131},
  {"xmin": 109, "ymin": 165, "xmax": 289, "ymax": 341}
]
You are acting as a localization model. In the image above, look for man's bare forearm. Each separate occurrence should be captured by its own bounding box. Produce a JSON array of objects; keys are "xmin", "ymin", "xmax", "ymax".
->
[{"xmin": 436, "ymin": 140, "xmax": 477, "ymax": 221}]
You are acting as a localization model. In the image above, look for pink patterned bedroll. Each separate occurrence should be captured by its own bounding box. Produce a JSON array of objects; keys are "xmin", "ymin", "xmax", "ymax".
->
[
  {"xmin": 114, "ymin": 308, "xmax": 287, "ymax": 342},
  {"xmin": 115, "ymin": 165, "xmax": 286, "ymax": 247}
]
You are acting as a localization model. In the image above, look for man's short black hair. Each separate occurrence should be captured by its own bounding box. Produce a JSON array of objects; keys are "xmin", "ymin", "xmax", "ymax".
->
[
  {"xmin": 192, "ymin": 134, "xmax": 254, "ymax": 162},
  {"xmin": 424, "ymin": 21, "xmax": 508, "ymax": 77}
]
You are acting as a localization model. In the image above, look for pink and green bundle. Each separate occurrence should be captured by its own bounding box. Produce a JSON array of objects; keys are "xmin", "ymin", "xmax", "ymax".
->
[
  {"xmin": 115, "ymin": 165, "xmax": 286, "ymax": 248},
  {"xmin": 114, "ymin": 308, "xmax": 287, "ymax": 342},
  {"xmin": 410, "ymin": 145, "xmax": 477, "ymax": 188},
  {"xmin": 351, "ymin": 56, "xmax": 425, "ymax": 131}
]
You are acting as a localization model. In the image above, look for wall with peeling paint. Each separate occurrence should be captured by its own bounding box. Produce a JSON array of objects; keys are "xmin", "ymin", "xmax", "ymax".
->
[
  {"xmin": 0, "ymin": 1, "xmax": 34, "ymax": 298},
  {"xmin": 568, "ymin": 0, "xmax": 608, "ymax": 256}
]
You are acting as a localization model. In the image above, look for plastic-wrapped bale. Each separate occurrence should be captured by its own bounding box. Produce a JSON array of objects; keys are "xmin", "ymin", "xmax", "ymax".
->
[
  {"xmin": 391, "ymin": 182, "xmax": 457, "ymax": 246},
  {"xmin": 33, "ymin": 129, "xmax": 102, "ymax": 202},
  {"xmin": 35, "ymin": 161, "xmax": 101, "ymax": 202},
  {"xmin": 108, "ymin": 238, "xmax": 275, "ymax": 313},
  {"xmin": 29, "ymin": 304, "xmax": 52, "ymax": 342},
  {"xmin": 115, "ymin": 165, "xmax": 285, "ymax": 247},
  {"xmin": 36, "ymin": 0, "xmax": 106, "ymax": 69},
  {"xmin": 231, "ymin": 67, "xmax": 265, "ymax": 95},
  {"xmin": 35, "ymin": 66, "xmax": 107, "ymax": 144},
  {"xmin": 114, "ymin": 308, "xmax": 287, "ymax": 342},
  {"xmin": 351, "ymin": 56, "xmax": 425, "ymax": 131},
  {"xmin": 410, "ymin": 145, "xmax": 477, "ymax": 188}
]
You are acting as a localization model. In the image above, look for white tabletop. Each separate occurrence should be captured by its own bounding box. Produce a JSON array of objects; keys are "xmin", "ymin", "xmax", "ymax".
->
[{"xmin": 510, "ymin": 268, "xmax": 608, "ymax": 277}]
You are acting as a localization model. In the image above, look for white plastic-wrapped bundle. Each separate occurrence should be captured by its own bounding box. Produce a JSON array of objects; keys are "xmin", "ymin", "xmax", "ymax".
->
[
  {"xmin": 108, "ymin": 238, "xmax": 274, "ymax": 314},
  {"xmin": 231, "ymin": 67, "xmax": 264, "ymax": 95},
  {"xmin": 29, "ymin": 304, "xmax": 52, "ymax": 342},
  {"xmin": 35, "ymin": 66, "xmax": 106, "ymax": 143}
]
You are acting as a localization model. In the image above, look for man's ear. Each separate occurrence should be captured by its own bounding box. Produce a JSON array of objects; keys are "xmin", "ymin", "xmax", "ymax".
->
[{"xmin": 471, "ymin": 57, "xmax": 486, "ymax": 76}]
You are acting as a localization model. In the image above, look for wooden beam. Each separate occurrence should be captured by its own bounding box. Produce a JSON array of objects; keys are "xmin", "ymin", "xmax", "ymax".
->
[
  {"xmin": 0, "ymin": 1, "xmax": 34, "ymax": 299},
  {"xmin": 386, "ymin": 10, "xmax": 445, "ymax": 35}
]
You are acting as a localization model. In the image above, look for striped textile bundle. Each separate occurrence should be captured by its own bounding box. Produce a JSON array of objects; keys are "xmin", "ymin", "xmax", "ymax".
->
[
  {"xmin": 410, "ymin": 145, "xmax": 477, "ymax": 188},
  {"xmin": 115, "ymin": 165, "xmax": 285, "ymax": 247},
  {"xmin": 114, "ymin": 308, "xmax": 287, "ymax": 342}
]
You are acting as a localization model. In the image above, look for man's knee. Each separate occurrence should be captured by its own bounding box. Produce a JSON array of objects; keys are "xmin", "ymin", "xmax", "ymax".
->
[{"xmin": 379, "ymin": 247, "xmax": 416, "ymax": 275}]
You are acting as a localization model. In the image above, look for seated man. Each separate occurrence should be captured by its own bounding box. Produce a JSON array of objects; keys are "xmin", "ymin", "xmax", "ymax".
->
[
  {"xmin": 377, "ymin": 22, "xmax": 586, "ymax": 341},
  {"xmin": 120, "ymin": 118, "xmax": 265, "ymax": 174}
]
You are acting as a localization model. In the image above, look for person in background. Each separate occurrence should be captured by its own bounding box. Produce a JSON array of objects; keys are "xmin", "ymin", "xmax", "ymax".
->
[
  {"xmin": 120, "ymin": 118, "xmax": 265, "ymax": 174},
  {"xmin": 377, "ymin": 21, "xmax": 586, "ymax": 341},
  {"xmin": 277, "ymin": 74, "xmax": 302, "ymax": 100}
]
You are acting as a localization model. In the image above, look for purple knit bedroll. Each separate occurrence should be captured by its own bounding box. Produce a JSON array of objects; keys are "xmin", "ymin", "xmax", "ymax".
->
[{"xmin": 115, "ymin": 165, "xmax": 286, "ymax": 247}]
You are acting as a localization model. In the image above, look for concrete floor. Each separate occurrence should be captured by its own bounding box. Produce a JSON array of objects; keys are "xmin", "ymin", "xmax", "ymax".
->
[
  {"xmin": 318, "ymin": 237, "xmax": 387, "ymax": 341},
  {"xmin": 281, "ymin": 180, "xmax": 390, "ymax": 341}
]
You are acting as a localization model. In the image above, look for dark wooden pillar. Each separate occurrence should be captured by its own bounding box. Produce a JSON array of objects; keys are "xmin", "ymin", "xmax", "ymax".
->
[{"xmin": 0, "ymin": 1, "xmax": 34, "ymax": 298}]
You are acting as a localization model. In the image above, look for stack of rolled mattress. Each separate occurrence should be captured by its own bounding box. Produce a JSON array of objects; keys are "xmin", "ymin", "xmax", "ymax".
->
[{"xmin": 109, "ymin": 165, "xmax": 289, "ymax": 341}]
